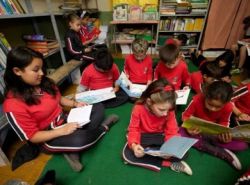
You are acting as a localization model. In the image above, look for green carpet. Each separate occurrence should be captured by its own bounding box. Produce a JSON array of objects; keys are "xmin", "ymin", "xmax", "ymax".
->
[{"xmin": 41, "ymin": 58, "xmax": 250, "ymax": 185}]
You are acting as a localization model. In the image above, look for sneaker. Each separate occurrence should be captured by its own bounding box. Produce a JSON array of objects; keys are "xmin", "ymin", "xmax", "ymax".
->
[
  {"xmin": 224, "ymin": 149, "xmax": 242, "ymax": 170},
  {"xmin": 63, "ymin": 153, "xmax": 83, "ymax": 172},
  {"xmin": 170, "ymin": 161, "xmax": 193, "ymax": 175},
  {"xmin": 101, "ymin": 114, "xmax": 119, "ymax": 131}
]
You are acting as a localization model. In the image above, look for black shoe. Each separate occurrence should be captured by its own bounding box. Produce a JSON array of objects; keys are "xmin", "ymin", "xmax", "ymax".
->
[{"xmin": 101, "ymin": 114, "xmax": 119, "ymax": 131}]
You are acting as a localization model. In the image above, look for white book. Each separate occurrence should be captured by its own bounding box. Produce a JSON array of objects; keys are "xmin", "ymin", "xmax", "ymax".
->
[
  {"xmin": 67, "ymin": 105, "xmax": 93, "ymax": 126},
  {"xmin": 75, "ymin": 87, "xmax": 116, "ymax": 104},
  {"xmin": 175, "ymin": 89, "xmax": 190, "ymax": 105},
  {"xmin": 116, "ymin": 72, "xmax": 147, "ymax": 98}
]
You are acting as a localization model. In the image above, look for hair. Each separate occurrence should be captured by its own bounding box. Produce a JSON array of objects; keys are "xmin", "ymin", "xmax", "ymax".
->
[
  {"xmin": 4, "ymin": 46, "xmax": 57, "ymax": 105},
  {"xmin": 89, "ymin": 12, "xmax": 99, "ymax": 19},
  {"xmin": 177, "ymin": 34, "xmax": 188, "ymax": 45},
  {"xmin": 132, "ymin": 38, "xmax": 149, "ymax": 54},
  {"xmin": 215, "ymin": 49, "xmax": 234, "ymax": 77},
  {"xmin": 204, "ymin": 81, "xmax": 233, "ymax": 104},
  {"xmin": 94, "ymin": 48, "xmax": 114, "ymax": 71},
  {"xmin": 243, "ymin": 16, "xmax": 250, "ymax": 31},
  {"xmin": 76, "ymin": 9, "xmax": 90, "ymax": 19},
  {"xmin": 65, "ymin": 13, "xmax": 80, "ymax": 24},
  {"xmin": 200, "ymin": 61, "xmax": 222, "ymax": 79},
  {"xmin": 159, "ymin": 44, "xmax": 180, "ymax": 64},
  {"xmin": 137, "ymin": 78, "xmax": 176, "ymax": 109}
]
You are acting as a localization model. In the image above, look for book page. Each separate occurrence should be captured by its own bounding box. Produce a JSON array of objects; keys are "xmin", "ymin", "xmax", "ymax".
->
[
  {"xmin": 175, "ymin": 89, "xmax": 190, "ymax": 105},
  {"xmin": 75, "ymin": 87, "xmax": 116, "ymax": 104},
  {"xmin": 67, "ymin": 105, "xmax": 93, "ymax": 126}
]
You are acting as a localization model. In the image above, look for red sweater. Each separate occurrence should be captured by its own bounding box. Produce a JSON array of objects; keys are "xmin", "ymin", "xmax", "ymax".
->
[
  {"xmin": 124, "ymin": 54, "xmax": 153, "ymax": 84},
  {"xmin": 182, "ymin": 94, "xmax": 233, "ymax": 127},
  {"xmin": 127, "ymin": 104, "xmax": 179, "ymax": 148},
  {"xmin": 154, "ymin": 60, "xmax": 190, "ymax": 90},
  {"xmin": 190, "ymin": 71, "xmax": 203, "ymax": 94},
  {"xmin": 234, "ymin": 84, "xmax": 250, "ymax": 115},
  {"xmin": 80, "ymin": 63, "xmax": 120, "ymax": 90},
  {"xmin": 3, "ymin": 90, "xmax": 62, "ymax": 140}
]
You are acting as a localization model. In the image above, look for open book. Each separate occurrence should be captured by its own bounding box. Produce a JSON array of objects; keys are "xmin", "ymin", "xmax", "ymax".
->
[
  {"xmin": 67, "ymin": 105, "xmax": 93, "ymax": 126},
  {"xmin": 182, "ymin": 116, "xmax": 250, "ymax": 142},
  {"xmin": 75, "ymin": 87, "xmax": 116, "ymax": 104},
  {"xmin": 116, "ymin": 72, "xmax": 147, "ymax": 98},
  {"xmin": 144, "ymin": 136, "xmax": 198, "ymax": 159},
  {"xmin": 176, "ymin": 89, "xmax": 190, "ymax": 105}
]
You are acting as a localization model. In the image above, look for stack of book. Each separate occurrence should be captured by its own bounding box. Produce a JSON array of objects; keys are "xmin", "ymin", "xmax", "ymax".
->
[
  {"xmin": 0, "ymin": 0, "xmax": 26, "ymax": 15},
  {"xmin": 175, "ymin": 1, "xmax": 191, "ymax": 14},
  {"xmin": 23, "ymin": 35, "xmax": 59, "ymax": 56}
]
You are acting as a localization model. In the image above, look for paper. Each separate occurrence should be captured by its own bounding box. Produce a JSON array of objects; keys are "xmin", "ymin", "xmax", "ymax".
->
[
  {"xmin": 94, "ymin": 25, "xmax": 108, "ymax": 44},
  {"xmin": 182, "ymin": 116, "xmax": 250, "ymax": 142},
  {"xmin": 116, "ymin": 72, "xmax": 147, "ymax": 98},
  {"xmin": 175, "ymin": 89, "xmax": 190, "ymax": 105},
  {"xmin": 67, "ymin": 105, "xmax": 93, "ymax": 126},
  {"xmin": 75, "ymin": 87, "xmax": 116, "ymax": 104},
  {"xmin": 144, "ymin": 136, "xmax": 198, "ymax": 159}
]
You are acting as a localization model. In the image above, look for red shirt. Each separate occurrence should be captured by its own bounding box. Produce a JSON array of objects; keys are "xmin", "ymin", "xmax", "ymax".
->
[
  {"xmin": 79, "ymin": 25, "xmax": 90, "ymax": 43},
  {"xmin": 154, "ymin": 60, "xmax": 190, "ymax": 90},
  {"xmin": 124, "ymin": 54, "xmax": 153, "ymax": 84},
  {"xmin": 234, "ymin": 84, "xmax": 250, "ymax": 115},
  {"xmin": 190, "ymin": 71, "xmax": 203, "ymax": 94},
  {"xmin": 182, "ymin": 94, "xmax": 233, "ymax": 127},
  {"xmin": 80, "ymin": 63, "xmax": 120, "ymax": 90},
  {"xmin": 127, "ymin": 104, "xmax": 179, "ymax": 148},
  {"xmin": 3, "ymin": 90, "xmax": 62, "ymax": 140},
  {"xmin": 165, "ymin": 38, "xmax": 178, "ymax": 45}
]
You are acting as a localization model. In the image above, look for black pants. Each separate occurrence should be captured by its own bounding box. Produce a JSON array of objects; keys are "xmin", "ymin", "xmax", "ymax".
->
[
  {"xmin": 122, "ymin": 133, "xmax": 182, "ymax": 172},
  {"xmin": 102, "ymin": 89, "xmax": 128, "ymax": 108},
  {"xmin": 42, "ymin": 103, "xmax": 106, "ymax": 153}
]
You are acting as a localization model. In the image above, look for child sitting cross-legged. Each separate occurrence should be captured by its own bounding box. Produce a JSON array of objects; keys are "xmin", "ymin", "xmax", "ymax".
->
[
  {"xmin": 181, "ymin": 81, "xmax": 248, "ymax": 170},
  {"xmin": 122, "ymin": 79, "xmax": 193, "ymax": 175},
  {"xmin": 76, "ymin": 48, "xmax": 128, "ymax": 108}
]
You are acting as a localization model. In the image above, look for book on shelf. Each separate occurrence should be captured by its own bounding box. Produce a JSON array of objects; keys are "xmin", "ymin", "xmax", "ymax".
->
[
  {"xmin": 0, "ymin": 33, "xmax": 11, "ymax": 54},
  {"xmin": 0, "ymin": 47, "xmax": 7, "ymax": 69},
  {"xmin": 193, "ymin": 18, "xmax": 204, "ymax": 31},
  {"xmin": 67, "ymin": 105, "xmax": 93, "ymax": 127},
  {"xmin": 176, "ymin": 88, "xmax": 190, "ymax": 105},
  {"xmin": 129, "ymin": 5, "xmax": 142, "ymax": 21},
  {"xmin": 182, "ymin": 116, "xmax": 250, "ymax": 142},
  {"xmin": 116, "ymin": 72, "xmax": 147, "ymax": 98},
  {"xmin": 75, "ymin": 87, "xmax": 116, "ymax": 104},
  {"xmin": 0, "ymin": 0, "xmax": 25, "ymax": 15},
  {"xmin": 113, "ymin": 4, "xmax": 128, "ymax": 21},
  {"xmin": 144, "ymin": 136, "xmax": 198, "ymax": 159}
]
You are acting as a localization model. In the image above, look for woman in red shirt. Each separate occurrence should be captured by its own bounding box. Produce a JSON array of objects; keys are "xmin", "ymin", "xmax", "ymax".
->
[{"xmin": 122, "ymin": 79, "xmax": 192, "ymax": 175}]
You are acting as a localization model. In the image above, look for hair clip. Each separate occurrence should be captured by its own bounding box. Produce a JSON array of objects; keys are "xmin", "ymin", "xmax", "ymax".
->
[
  {"xmin": 164, "ymin": 85, "xmax": 173, "ymax": 92},
  {"xmin": 80, "ymin": 10, "xmax": 86, "ymax": 18}
]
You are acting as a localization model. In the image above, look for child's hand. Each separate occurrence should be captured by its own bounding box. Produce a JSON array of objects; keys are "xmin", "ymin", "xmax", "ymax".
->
[
  {"xmin": 218, "ymin": 132, "xmax": 232, "ymax": 143},
  {"xmin": 75, "ymin": 101, "xmax": 88, "ymax": 107},
  {"xmin": 238, "ymin": 113, "xmax": 250, "ymax": 121},
  {"xmin": 132, "ymin": 143, "xmax": 145, "ymax": 158},
  {"xmin": 59, "ymin": 122, "xmax": 80, "ymax": 136},
  {"xmin": 84, "ymin": 47, "xmax": 92, "ymax": 53},
  {"xmin": 187, "ymin": 127, "xmax": 201, "ymax": 135},
  {"xmin": 113, "ymin": 86, "xmax": 119, "ymax": 93}
]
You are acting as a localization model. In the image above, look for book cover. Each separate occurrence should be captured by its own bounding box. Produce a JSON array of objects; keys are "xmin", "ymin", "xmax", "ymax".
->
[
  {"xmin": 182, "ymin": 116, "xmax": 250, "ymax": 142},
  {"xmin": 116, "ymin": 72, "xmax": 147, "ymax": 98},
  {"xmin": 193, "ymin": 18, "xmax": 204, "ymax": 31},
  {"xmin": 0, "ymin": 33, "xmax": 11, "ymax": 52},
  {"xmin": 67, "ymin": 105, "xmax": 93, "ymax": 127},
  {"xmin": 75, "ymin": 87, "xmax": 116, "ymax": 104},
  {"xmin": 144, "ymin": 136, "xmax": 198, "ymax": 159}
]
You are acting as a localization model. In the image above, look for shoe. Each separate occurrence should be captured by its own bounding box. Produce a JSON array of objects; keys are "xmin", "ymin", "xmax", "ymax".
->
[
  {"xmin": 170, "ymin": 161, "xmax": 193, "ymax": 175},
  {"xmin": 230, "ymin": 68, "xmax": 243, "ymax": 75},
  {"xmin": 224, "ymin": 149, "xmax": 242, "ymax": 170},
  {"xmin": 101, "ymin": 114, "xmax": 119, "ymax": 131},
  {"xmin": 63, "ymin": 153, "xmax": 83, "ymax": 172}
]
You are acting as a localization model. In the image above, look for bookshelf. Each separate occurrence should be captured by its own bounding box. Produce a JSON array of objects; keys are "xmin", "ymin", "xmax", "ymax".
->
[{"xmin": 156, "ymin": 0, "xmax": 211, "ymax": 54}]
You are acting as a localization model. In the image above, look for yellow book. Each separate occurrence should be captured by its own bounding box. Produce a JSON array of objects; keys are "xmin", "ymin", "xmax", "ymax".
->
[
  {"xmin": 193, "ymin": 18, "xmax": 204, "ymax": 31},
  {"xmin": 184, "ymin": 18, "xmax": 194, "ymax": 31}
]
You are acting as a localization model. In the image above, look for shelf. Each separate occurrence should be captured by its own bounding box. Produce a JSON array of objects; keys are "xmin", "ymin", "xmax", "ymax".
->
[
  {"xmin": 112, "ymin": 39, "xmax": 156, "ymax": 44},
  {"xmin": 160, "ymin": 13, "xmax": 206, "ymax": 17},
  {"xmin": 159, "ymin": 30, "xmax": 201, "ymax": 33},
  {"xmin": 110, "ymin": 20, "xmax": 159, "ymax": 24},
  {"xmin": 0, "ymin": 13, "xmax": 51, "ymax": 19},
  {"xmin": 43, "ymin": 47, "xmax": 60, "ymax": 58}
]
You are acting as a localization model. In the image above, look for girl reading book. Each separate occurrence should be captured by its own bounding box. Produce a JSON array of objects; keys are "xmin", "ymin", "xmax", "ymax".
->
[{"xmin": 122, "ymin": 79, "xmax": 192, "ymax": 175}]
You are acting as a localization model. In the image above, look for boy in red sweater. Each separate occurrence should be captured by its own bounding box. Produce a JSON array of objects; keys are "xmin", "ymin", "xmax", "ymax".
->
[
  {"xmin": 154, "ymin": 44, "xmax": 190, "ymax": 90},
  {"xmin": 124, "ymin": 38, "xmax": 153, "ymax": 85}
]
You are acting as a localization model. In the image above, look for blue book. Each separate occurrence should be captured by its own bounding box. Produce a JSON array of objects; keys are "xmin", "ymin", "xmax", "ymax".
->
[{"xmin": 144, "ymin": 136, "xmax": 198, "ymax": 159}]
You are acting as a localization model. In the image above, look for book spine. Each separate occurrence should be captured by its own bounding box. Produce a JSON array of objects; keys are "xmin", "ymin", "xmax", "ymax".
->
[
  {"xmin": 0, "ymin": 33, "xmax": 11, "ymax": 51},
  {"xmin": 8, "ymin": 0, "xmax": 19, "ymax": 14},
  {"xmin": 1, "ymin": 0, "xmax": 13, "ymax": 14}
]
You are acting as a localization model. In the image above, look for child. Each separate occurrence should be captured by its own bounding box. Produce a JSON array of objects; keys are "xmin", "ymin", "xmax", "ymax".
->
[
  {"xmin": 124, "ymin": 38, "xmax": 153, "ymax": 85},
  {"xmin": 190, "ymin": 61, "xmax": 222, "ymax": 94},
  {"xmin": 3, "ymin": 47, "xmax": 119, "ymax": 172},
  {"xmin": 122, "ymin": 79, "xmax": 192, "ymax": 175},
  {"xmin": 77, "ymin": 48, "xmax": 128, "ymax": 108},
  {"xmin": 64, "ymin": 13, "xmax": 94, "ymax": 67},
  {"xmin": 165, "ymin": 33, "xmax": 188, "ymax": 47},
  {"xmin": 181, "ymin": 81, "xmax": 248, "ymax": 170},
  {"xmin": 154, "ymin": 44, "xmax": 190, "ymax": 90}
]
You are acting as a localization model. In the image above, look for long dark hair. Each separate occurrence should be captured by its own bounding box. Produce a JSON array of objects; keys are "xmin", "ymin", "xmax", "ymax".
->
[
  {"xmin": 137, "ymin": 78, "xmax": 176, "ymax": 109},
  {"xmin": 4, "ymin": 46, "xmax": 57, "ymax": 105}
]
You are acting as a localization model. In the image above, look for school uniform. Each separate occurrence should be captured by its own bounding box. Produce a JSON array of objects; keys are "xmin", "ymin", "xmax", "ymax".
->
[
  {"xmin": 190, "ymin": 71, "xmax": 203, "ymax": 94},
  {"xmin": 154, "ymin": 60, "xmax": 190, "ymax": 90},
  {"xmin": 3, "ymin": 90, "xmax": 106, "ymax": 153},
  {"xmin": 123, "ymin": 104, "xmax": 182, "ymax": 171},
  {"xmin": 80, "ymin": 63, "xmax": 128, "ymax": 108},
  {"xmin": 124, "ymin": 54, "xmax": 153, "ymax": 84},
  {"xmin": 233, "ymin": 84, "xmax": 250, "ymax": 115}
]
